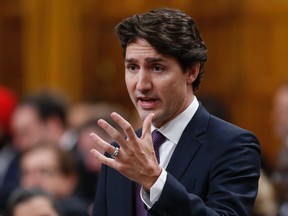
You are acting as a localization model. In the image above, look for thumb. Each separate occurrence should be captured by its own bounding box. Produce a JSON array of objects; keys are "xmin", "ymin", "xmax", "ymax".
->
[{"xmin": 141, "ymin": 113, "xmax": 154, "ymax": 139}]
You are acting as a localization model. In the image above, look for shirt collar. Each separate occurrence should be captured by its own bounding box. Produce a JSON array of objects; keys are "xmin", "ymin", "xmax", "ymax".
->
[{"xmin": 152, "ymin": 96, "xmax": 199, "ymax": 144}]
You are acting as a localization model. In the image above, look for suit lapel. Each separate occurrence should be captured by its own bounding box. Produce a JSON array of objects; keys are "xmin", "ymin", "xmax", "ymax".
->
[{"xmin": 166, "ymin": 104, "xmax": 209, "ymax": 180}]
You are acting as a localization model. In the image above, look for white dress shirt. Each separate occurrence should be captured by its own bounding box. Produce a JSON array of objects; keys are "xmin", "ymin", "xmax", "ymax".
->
[{"xmin": 141, "ymin": 96, "xmax": 199, "ymax": 208}]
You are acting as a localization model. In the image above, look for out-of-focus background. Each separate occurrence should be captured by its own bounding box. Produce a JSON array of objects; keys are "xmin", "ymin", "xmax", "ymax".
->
[
  {"xmin": 1, "ymin": 0, "xmax": 288, "ymax": 215},
  {"xmin": 2, "ymin": 0, "xmax": 284, "ymax": 165}
]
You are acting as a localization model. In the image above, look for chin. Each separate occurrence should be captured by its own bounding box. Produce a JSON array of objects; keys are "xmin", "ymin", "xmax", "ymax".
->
[{"xmin": 138, "ymin": 110, "xmax": 150, "ymax": 119}]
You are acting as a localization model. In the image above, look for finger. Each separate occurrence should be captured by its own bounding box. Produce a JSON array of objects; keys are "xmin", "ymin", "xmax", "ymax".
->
[
  {"xmin": 90, "ymin": 149, "xmax": 117, "ymax": 168},
  {"xmin": 89, "ymin": 132, "xmax": 117, "ymax": 155},
  {"xmin": 97, "ymin": 118, "xmax": 127, "ymax": 148},
  {"xmin": 111, "ymin": 112, "xmax": 138, "ymax": 143},
  {"xmin": 141, "ymin": 113, "xmax": 155, "ymax": 138}
]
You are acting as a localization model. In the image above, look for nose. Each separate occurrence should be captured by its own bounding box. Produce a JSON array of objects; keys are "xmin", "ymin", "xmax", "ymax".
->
[{"xmin": 136, "ymin": 70, "xmax": 152, "ymax": 92}]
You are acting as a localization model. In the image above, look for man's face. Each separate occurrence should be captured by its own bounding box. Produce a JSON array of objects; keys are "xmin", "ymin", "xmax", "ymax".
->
[
  {"xmin": 11, "ymin": 105, "xmax": 45, "ymax": 151},
  {"xmin": 272, "ymin": 151, "xmax": 288, "ymax": 200},
  {"xmin": 125, "ymin": 39, "xmax": 198, "ymax": 128},
  {"xmin": 271, "ymin": 87, "xmax": 288, "ymax": 138},
  {"xmin": 21, "ymin": 149, "xmax": 74, "ymax": 198},
  {"xmin": 78, "ymin": 125, "xmax": 105, "ymax": 172}
]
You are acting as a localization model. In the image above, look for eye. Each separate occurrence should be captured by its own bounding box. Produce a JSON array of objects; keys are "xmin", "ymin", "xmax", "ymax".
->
[
  {"xmin": 152, "ymin": 65, "xmax": 164, "ymax": 73},
  {"xmin": 126, "ymin": 64, "xmax": 139, "ymax": 72}
]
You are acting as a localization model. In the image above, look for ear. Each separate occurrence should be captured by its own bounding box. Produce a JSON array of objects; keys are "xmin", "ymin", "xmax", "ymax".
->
[{"xmin": 186, "ymin": 62, "xmax": 200, "ymax": 84}]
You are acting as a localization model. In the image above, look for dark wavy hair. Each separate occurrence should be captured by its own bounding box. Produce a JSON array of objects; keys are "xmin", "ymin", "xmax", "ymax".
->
[
  {"xmin": 5, "ymin": 188, "xmax": 61, "ymax": 216},
  {"xmin": 115, "ymin": 8, "xmax": 208, "ymax": 91},
  {"xmin": 21, "ymin": 91, "xmax": 68, "ymax": 127}
]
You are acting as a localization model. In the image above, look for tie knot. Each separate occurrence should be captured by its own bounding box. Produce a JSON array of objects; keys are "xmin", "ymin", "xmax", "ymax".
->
[{"xmin": 152, "ymin": 130, "xmax": 166, "ymax": 149}]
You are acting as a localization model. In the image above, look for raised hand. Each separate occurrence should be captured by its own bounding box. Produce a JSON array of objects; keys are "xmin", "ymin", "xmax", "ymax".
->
[{"xmin": 90, "ymin": 112, "xmax": 162, "ymax": 190}]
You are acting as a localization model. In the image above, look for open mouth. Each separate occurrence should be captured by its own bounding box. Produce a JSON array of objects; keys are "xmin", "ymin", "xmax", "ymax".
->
[
  {"xmin": 138, "ymin": 97, "xmax": 156, "ymax": 102},
  {"xmin": 137, "ymin": 97, "xmax": 158, "ymax": 109}
]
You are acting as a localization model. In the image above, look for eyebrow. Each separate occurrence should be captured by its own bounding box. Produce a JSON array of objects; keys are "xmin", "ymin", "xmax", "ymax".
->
[
  {"xmin": 125, "ymin": 58, "xmax": 137, "ymax": 64},
  {"xmin": 146, "ymin": 57, "xmax": 165, "ymax": 63},
  {"xmin": 125, "ymin": 57, "xmax": 166, "ymax": 64}
]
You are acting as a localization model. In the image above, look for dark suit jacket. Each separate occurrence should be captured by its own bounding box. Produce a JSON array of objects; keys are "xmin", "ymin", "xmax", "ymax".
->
[
  {"xmin": 58, "ymin": 195, "xmax": 89, "ymax": 216},
  {"xmin": 92, "ymin": 104, "xmax": 261, "ymax": 216},
  {"xmin": 0, "ymin": 150, "xmax": 20, "ymax": 214}
]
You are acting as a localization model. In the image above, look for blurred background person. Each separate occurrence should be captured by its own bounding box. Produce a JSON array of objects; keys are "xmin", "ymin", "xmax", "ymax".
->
[
  {"xmin": 271, "ymin": 147, "xmax": 288, "ymax": 216},
  {"xmin": 253, "ymin": 169, "xmax": 278, "ymax": 216},
  {"xmin": 271, "ymin": 82, "xmax": 288, "ymax": 147},
  {"xmin": 268, "ymin": 82, "xmax": 288, "ymax": 216},
  {"xmin": 12, "ymin": 91, "xmax": 77, "ymax": 152},
  {"xmin": 0, "ymin": 85, "xmax": 18, "ymax": 214},
  {"xmin": 0, "ymin": 85, "xmax": 18, "ymax": 156},
  {"xmin": 5, "ymin": 188, "xmax": 61, "ymax": 216},
  {"xmin": 0, "ymin": 90, "xmax": 77, "ymax": 213},
  {"xmin": 75, "ymin": 119, "xmax": 104, "ymax": 206},
  {"xmin": 72, "ymin": 102, "xmax": 129, "ymax": 208},
  {"xmin": 20, "ymin": 142, "xmax": 89, "ymax": 216},
  {"xmin": 67, "ymin": 102, "xmax": 97, "ymax": 133},
  {"xmin": 68, "ymin": 101, "xmax": 130, "ymax": 133}
]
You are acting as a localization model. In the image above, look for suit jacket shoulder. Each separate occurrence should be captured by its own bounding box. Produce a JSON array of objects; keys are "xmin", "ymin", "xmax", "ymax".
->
[{"xmin": 151, "ymin": 103, "xmax": 261, "ymax": 216}]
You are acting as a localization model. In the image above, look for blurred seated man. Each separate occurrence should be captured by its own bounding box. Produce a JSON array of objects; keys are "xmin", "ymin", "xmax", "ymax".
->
[
  {"xmin": 0, "ymin": 85, "xmax": 18, "ymax": 214},
  {"xmin": 271, "ymin": 146, "xmax": 288, "ymax": 215},
  {"xmin": 75, "ymin": 102, "xmax": 128, "ymax": 206},
  {"xmin": 12, "ymin": 91, "xmax": 76, "ymax": 152},
  {"xmin": 253, "ymin": 169, "xmax": 278, "ymax": 216},
  {"xmin": 271, "ymin": 82, "xmax": 288, "ymax": 147},
  {"xmin": 76, "ymin": 116, "xmax": 123, "ymax": 205},
  {"xmin": 20, "ymin": 142, "xmax": 89, "ymax": 216},
  {"xmin": 5, "ymin": 188, "xmax": 60, "ymax": 216},
  {"xmin": 67, "ymin": 101, "xmax": 130, "ymax": 133}
]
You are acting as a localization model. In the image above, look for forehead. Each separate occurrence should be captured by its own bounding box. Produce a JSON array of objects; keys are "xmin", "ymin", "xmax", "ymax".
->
[
  {"xmin": 13, "ymin": 105, "xmax": 38, "ymax": 120},
  {"xmin": 125, "ymin": 39, "xmax": 180, "ymax": 67},
  {"xmin": 12, "ymin": 105, "xmax": 41, "ymax": 128},
  {"xmin": 275, "ymin": 87, "xmax": 288, "ymax": 103},
  {"xmin": 22, "ymin": 148, "xmax": 58, "ymax": 167},
  {"xmin": 125, "ymin": 39, "xmax": 163, "ymax": 61}
]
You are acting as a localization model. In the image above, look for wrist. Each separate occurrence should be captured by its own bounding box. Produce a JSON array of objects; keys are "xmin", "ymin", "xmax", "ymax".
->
[{"xmin": 143, "ymin": 166, "xmax": 162, "ymax": 191}]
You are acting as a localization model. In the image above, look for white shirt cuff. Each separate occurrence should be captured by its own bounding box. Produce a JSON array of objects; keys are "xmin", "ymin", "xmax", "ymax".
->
[{"xmin": 140, "ymin": 168, "xmax": 167, "ymax": 209}]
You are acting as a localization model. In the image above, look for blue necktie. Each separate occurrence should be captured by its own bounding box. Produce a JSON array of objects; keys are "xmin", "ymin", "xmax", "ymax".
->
[{"xmin": 135, "ymin": 130, "xmax": 166, "ymax": 216}]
